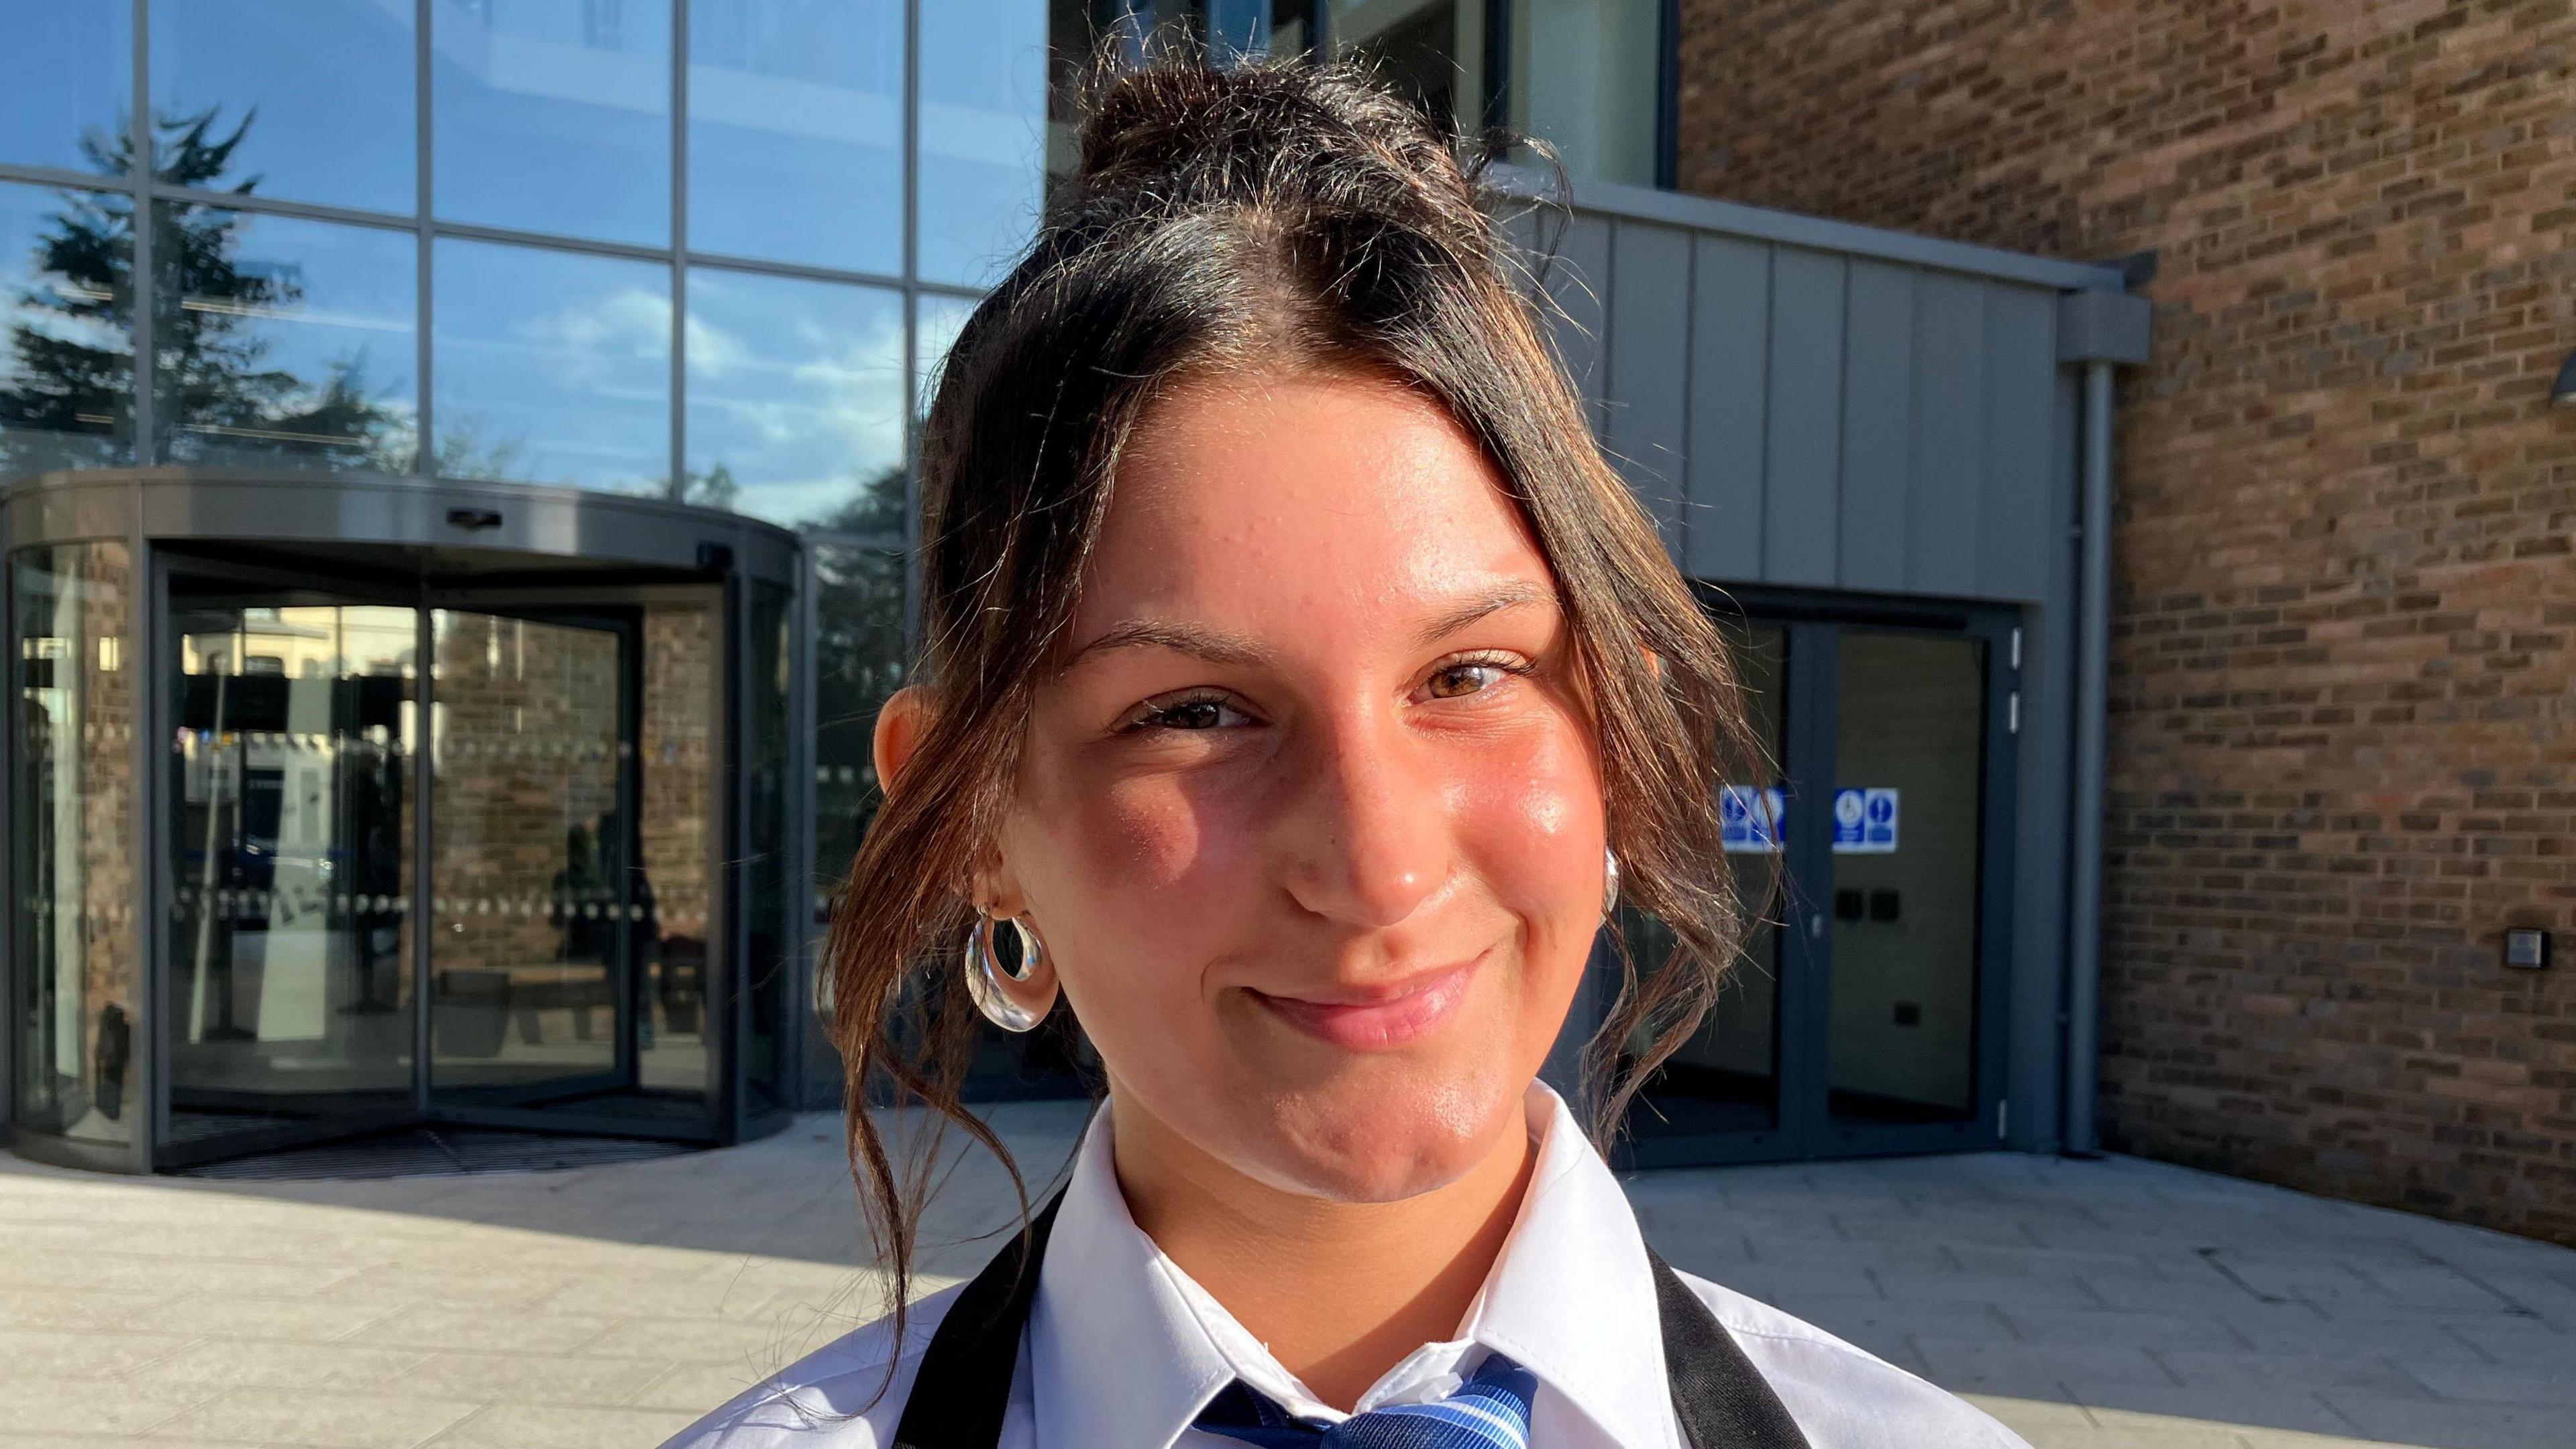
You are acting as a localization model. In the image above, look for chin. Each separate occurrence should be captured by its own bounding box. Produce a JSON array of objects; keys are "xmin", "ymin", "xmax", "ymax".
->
[{"xmin": 1253, "ymin": 1069, "xmax": 1525, "ymax": 1203}]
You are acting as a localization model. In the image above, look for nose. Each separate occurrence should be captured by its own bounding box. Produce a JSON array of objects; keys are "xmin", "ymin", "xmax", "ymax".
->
[{"xmin": 1277, "ymin": 706, "xmax": 1451, "ymax": 929}]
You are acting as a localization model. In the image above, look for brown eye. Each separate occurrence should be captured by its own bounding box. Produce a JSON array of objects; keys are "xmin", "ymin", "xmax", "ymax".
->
[
  {"xmin": 1156, "ymin": 700, "xmax": 1231, "ymax": 730},
  {"xmin": 1130, "ymin": 694, "xmax": 1250, "ymax": 732},
  {"xmin": 1426, "ymin": 663, "xmax": 1503, "ymax": 699}
]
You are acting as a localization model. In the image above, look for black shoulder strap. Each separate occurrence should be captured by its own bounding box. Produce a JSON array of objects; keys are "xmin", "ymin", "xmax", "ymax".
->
[
  {"xmin": 1648, "ymin": 1246, "xmax": 1815, "ymax": 1449},
  {"xmin": 892, "ymin": 1196, "xmax": 1811, "ymax": 1449},
  {"xmin": 889, "ymin": 1191, "xmax": 1066, "ymax": 1449}
]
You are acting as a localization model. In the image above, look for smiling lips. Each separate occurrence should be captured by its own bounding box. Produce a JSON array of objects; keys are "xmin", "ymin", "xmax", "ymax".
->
[{"xmin": 1247, "ymin": 954, "xmax": 1483, "ymax": 1050}]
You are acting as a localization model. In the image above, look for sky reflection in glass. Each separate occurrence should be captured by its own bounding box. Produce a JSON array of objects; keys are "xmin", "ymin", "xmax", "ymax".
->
[
  {"xmin": 912, "ymin": 290, "xmax": 976, "ymax": 423},
  {"xmin": 0, "ymin": 179, "xmax": 133, "ymax": 476},
  {"xmin": 432, "ymin": 237, "xmax": 668, "ymax": 494},
  {"xmin": 0, "ymin": 1, "xmax": 131, "ymax": 177},
  {"xmin": 432, "ymin": 0, "xmax": 673, "ymax": 246},
  {"xmin": 918, "ymin": 0, "xmax": 1047, "ymax": 288},
  {"xmin": 689, "ymin": 0, "xmax": 902, "ymax": 274},
  {"xmin": 686, "ymin": 267, "xmax": 903, "ymax": 532},
  {"xmin": 148, "ymin": 0, "xmax": 416, "ymax": 215},
  {"xmin": 156, "ymin": 207, "xmax": 416, "ymax": 472}
]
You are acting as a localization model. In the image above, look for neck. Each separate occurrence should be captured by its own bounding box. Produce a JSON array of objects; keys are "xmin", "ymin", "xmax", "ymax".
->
[{"xmin": 1108, "ymin": 1094, "xmax": 1539, "ymax": 1414}]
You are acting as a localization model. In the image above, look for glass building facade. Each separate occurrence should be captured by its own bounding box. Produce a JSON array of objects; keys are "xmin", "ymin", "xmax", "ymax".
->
[{"xmin": 1, "ymin": 0, "xmax": 1676, "ymax": 1171}]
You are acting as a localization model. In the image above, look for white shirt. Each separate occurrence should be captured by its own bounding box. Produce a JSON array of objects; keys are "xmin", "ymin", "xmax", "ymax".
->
[{"xmin": 664, "ymin": 1083, "xmax": 2028, "ymax": 1448}]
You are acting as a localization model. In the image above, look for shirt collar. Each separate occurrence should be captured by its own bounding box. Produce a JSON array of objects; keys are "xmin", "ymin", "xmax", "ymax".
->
[{"xmin": 1026, "ymin": 1081, "xmax": 1678, "ymax": 1449}]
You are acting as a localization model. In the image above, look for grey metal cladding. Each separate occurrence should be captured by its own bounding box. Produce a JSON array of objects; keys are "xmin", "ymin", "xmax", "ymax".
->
[
  {"xmin": 1684, "ymin": 234, "xmax": 1770, "ymax": 582},
  {"xmin": 1501, "ymin": 191, "xmax": 2090, "ymax": 605},
  {"xmin": 1762, "ymin": 248, "xmax": 1845, "ymax": 587},
  {"xmin": 1838, "ymin": 259, "xmax": 1915, "ymax": 590},
  {"xmin": 1542, "ymin": 212, "xmax": 1612, "ymax": 429},
  {"xmin": 1606, "ymin": 221, "xmax": 1693, "ymax": 553},
  {"xmin": 1907, "ymin": 270, "xmax": 1987, "ymax": 598},
  {"xmin": 1980, "ymin": 285, "xmax": 2059, "ymax": 600}
]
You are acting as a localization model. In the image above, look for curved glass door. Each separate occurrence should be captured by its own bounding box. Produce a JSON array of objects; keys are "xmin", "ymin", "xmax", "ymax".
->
[
  {"xmin": 424, "ymin": 610, "xmax": 628, "ymax": 1108},
  {"xmin": 154, "ymin": 565, "xmax": 735, "ymax": 1166},
  {"xmin": 165, "ymin": 586, "xmax": 419, "ymax": 1159},
  {"xmin": 422, "ymin": 594, "xmax": 723, "ymax": 1137}
]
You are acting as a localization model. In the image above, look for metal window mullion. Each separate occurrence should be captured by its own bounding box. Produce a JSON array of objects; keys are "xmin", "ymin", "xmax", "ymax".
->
[
  {"xmin": 129, "ymin": 502, "xmax": 159, "ymax": 1169},
  {"xmin": 410, "ymin": 587, "xmax": 433, "ymax": 1113},
  {"xmin": 0, "ymin": 160, "xmax": 138, "ymax": 191},
  {"xmin": 415, "ymin": 0, "xmax": 433, "ymax": 476},
  {"xmin": 137, "ymin": 181, "xmax": 419, "ymax": 235},
  {"xmin": 425, "ymin": 217, "xmax": 672, "ymax": 264},
  {"xmin": 671, "ymin": 0, "xmax": 688, "ymax": 500},
  {"xmin": 685, "ymin": 247, "xmax": 908, "ymax": 293},
  {"xmin": 1655, "ymin": 0, "xmax": 1680, "ymax": 189},
  {"xmin": 128, "ymin": 0, "xmax": 153, "ymax": 466},
  {"xmin": 900, "ymin": 0, "xmax": 923, "ymax": 663}
]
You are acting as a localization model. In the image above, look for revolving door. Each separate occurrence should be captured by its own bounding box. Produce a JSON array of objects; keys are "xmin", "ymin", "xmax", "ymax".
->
[{"xmin": 7, "ymin": 472, "xmax": 806, "ymax": 1173}]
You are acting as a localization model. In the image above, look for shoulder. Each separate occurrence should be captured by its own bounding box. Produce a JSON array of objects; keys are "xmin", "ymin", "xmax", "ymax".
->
[
  {"xmin": 1672, "ymin": 1269, "xmax": 2031, "ymax": 1449},
  {"xmin": 654, "ymin": 1281, "xmax": 965, "ymax": 1448}
]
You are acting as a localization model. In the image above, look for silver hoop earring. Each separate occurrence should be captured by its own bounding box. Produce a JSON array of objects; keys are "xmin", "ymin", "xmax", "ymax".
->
[
  {"xmin": 1603, "ymin": 847, "xmax": 1621, "ymax": 916},
  {"xmin": 963, "ymin": 910, "xmax": 1048, "ymax": 1033}
]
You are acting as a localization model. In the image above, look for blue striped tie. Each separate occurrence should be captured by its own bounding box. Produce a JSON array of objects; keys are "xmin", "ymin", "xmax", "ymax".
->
[{"xmin": 1191, "ymin": 1351, "xmax": 1536, "ymax": 1448}]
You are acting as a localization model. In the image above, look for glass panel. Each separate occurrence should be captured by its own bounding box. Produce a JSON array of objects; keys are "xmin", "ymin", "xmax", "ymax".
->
[
  {"xmin": 812, "ymin": 542, "xmax": 904, "ymax": 908},
  {"xmin": 9, "ymin": 542, "xmax": 138, "ymax": 1146},
  {"xmin": 808, "ymin": 542, "xmax": 900, "ymax": 1104},
  {"xmin": 148, "ymin": 0, "xmax": 417, "ymax": 214},
  {"xmin": 0, "ymin": 180, "xmax": 135, "ymax": 479},
  {"xmin": 431, "ymin": 0, "xmax": 674, "ymax": 246},
  {"xmin": 431, "ymin": 237, "xmax": 669, "ymax": 493},
  {"xmin": 684, "ymin": 268, "xmax": 904, "ymax": 530},
  {"xmin": 1828, "ymin": 631, "xmax": 1984, "ymax": 1126},
  {"xmin": 918, "ymin": 0, "xmax": 1048, "ymax": 288},
  {"xmin": 166, "ymin": 592, "xmax": 417, "ymax": 1150},
  {"xmin": 635, "ymin": 598, "xmax": 716, "ymax": 1104},
  {"xmin": 687, "ymin": 0, "xmax": 902, "ymax": 274},
  {"xmin": 1269, "ymin": 0, "xmax": 1318, "ymax": 56},
  {"xmin": 154, "ymin": 207, "xmax": 417, "ymax": 472},
  {"xmin": 742, "ymin": 583, "xmax": 794, "ymax": 1116},
  {"xmin": 427, "ymin": 610, "xmax": 624, "ymax": 1098},
  {"xmin": 913, "ymin": 290, "xmax": 976, "ymax": 423},
  {"xmin": 1330, "ymin": 0, "xmax": 1485, "ymax": 138},
  {"xmin": 1626, "ymin": 622, "xmax": 1783, "ymax": 1138},
  {"xmin": 1509, "ymin": 0, "xmax": 1660, "ymax": 186},
  {"xmin": 0, "ymin": 1, "xmax": 132, "ymax": 175}
]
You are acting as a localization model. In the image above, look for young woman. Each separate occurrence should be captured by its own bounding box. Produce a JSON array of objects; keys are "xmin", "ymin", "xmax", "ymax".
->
[{"xmin": 668, "ymin": 54, "xmax": 2027, "ymax": 1449}]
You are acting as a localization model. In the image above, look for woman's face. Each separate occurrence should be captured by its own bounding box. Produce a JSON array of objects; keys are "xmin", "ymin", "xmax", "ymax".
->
[{"xmin": 992, "ymin": 370, "xmax": 1605, "ymax": 1203}]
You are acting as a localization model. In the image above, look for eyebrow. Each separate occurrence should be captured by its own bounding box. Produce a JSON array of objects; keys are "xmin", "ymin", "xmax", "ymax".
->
[{"xmin": 1059, "ymin": 580, "xmax": 1560, "ymax": 673}]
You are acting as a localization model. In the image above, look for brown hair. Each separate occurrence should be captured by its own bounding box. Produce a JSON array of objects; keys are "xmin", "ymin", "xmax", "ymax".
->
[{"xmin": 821, "ymin": 47, "xmax": 1762, "ymax": 1362}]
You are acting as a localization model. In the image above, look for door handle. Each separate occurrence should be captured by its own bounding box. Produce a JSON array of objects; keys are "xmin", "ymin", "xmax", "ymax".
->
[{"xmin": 1809, "ymin": 912, "xmax": 1825, "ymax": 939}]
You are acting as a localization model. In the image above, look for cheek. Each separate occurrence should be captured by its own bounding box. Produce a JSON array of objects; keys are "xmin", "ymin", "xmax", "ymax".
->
[
  {"xmin": 1450, "ymin": 725, "xmax": 1605, "ymax": 932},
  {"xmin": 1008, "ymin": 763, "xmax": 1271, "ymax": 1000}
]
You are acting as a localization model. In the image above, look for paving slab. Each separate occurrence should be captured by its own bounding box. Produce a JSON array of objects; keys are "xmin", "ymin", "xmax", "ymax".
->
[{"xmin": 4, "ymin": 1108, "xmax": 2572, "ymax": 1449}]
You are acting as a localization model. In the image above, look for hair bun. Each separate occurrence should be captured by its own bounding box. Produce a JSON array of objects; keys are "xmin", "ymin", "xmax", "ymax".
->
[{"xmin": 1065, "ymin": 50, "xmax": 1487, "ymax": 239}]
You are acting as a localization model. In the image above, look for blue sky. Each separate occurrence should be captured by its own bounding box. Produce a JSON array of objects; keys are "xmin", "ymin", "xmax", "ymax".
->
[{"xmin": 1, "ymin": 0, "xmax": 1046, "ymax": 529}]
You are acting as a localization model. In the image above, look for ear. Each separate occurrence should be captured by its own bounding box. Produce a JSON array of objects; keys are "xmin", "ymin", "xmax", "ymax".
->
[
  {"xmin": 871, "ymin": 684, "xmax": 931, "ymax": 796},
  {"xmin": 873, "ymin": 684, "xmax": 1033, "ymax": 916}
]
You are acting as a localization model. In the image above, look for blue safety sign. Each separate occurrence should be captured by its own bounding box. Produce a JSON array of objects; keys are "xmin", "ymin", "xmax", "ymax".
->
[
  {"xmin": 1719, "ymin": 785, "xmax": 1786, "ymax": 853},
  {"xmin": 1831, "ymin": 787, "xmax": 1899, "ymax": 853}
]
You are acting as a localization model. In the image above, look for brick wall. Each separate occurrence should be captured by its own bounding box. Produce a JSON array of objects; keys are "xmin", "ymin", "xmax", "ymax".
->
[{"xmin": 1675, "ymin": 0, "xmax": 2576, "ymax": 1240}]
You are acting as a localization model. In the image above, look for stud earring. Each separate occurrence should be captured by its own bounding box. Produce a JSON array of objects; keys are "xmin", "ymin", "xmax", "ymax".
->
[
  {"xmin": 1603, "ymin": 847, "xmax": 1621, "ymax": 916},
  {"xmin": 963, "ymin": 910, "xmax": 1051, "ymax": 1033}
]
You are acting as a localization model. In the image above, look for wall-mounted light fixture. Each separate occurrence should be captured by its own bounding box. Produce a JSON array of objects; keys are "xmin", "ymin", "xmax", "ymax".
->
[
  {"xmin": 2555, "ymin": 348, "xmax": 2576, "ymax": 407},
  {"xmin": 2504, "ymin": 926, "xmax": 2551, "ymax": 971}
]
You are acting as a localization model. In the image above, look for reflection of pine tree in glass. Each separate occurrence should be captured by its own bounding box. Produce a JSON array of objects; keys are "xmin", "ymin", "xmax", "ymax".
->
[{"xmin": 0, "ymin": 107, "xmax": 409, "ymax": 474}]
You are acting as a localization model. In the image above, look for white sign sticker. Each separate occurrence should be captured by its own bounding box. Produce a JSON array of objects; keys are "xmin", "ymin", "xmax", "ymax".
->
[
  {"xmin": 1719, "ymin": 785, "xmax": 1786, "ymax": 854},
  {"xmin": 1831, "ymin": 787, "xmax": 1899, "ymax": 853}
]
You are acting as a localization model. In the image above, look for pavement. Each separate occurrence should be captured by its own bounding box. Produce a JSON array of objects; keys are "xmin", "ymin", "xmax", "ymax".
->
[{"xmin": 1, "ymin": 1105, "xmax": 2570, "ymax": 1448}]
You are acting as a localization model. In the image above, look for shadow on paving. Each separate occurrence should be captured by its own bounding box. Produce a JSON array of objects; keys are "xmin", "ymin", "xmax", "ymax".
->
[{"xmin": 3, "ymin": 1109, "xmax": 2571, "ymax": 1448}]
